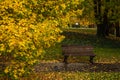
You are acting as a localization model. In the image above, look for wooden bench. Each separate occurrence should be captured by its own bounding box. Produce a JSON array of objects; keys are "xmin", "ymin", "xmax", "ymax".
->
[{"xmin": 62, "ymin": 45, "xmax": 96, "ymax": 64}]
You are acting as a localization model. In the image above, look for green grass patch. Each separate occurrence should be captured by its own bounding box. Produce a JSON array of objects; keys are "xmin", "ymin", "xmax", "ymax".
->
[{"xmin": 21, "ymin": 72, "xmax": 120, "ymax": 80}]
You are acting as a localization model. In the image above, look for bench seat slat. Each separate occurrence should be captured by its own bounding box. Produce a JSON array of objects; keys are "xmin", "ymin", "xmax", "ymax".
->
[
  {"xmin": 63, "ymin": 50, "xmax": 94, "ymax": 53},
  {"xmin": 64, "ymin": 53, "xmax": 96, "ymax": 56}
]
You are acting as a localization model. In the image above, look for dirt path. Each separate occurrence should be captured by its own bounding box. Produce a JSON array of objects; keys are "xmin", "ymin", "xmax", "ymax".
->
[{"xmin": 34, "ymin": 62, "xmax": 120, "ymax": 72}]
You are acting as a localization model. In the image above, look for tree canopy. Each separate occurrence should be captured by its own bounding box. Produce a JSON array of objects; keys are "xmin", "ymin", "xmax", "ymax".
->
[{"xmin": 0, "ymin": 0, "xmax": 84, "ymax": 79}]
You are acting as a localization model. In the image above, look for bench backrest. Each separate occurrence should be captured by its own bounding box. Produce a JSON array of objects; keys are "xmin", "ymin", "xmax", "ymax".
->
[{"xmin": 62, "ymin": 45, "xmax": 95, "ymax": 56}]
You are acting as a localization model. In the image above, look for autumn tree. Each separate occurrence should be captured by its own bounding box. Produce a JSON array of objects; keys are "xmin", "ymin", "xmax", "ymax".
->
[{"xmin": 0, "ymin": 0, "xmax": 84, "ymax": 79}]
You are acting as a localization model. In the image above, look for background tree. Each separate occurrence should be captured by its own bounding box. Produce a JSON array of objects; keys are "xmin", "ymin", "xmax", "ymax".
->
[
  {"xmin": 81, "ymin": 0, "xmax": 120, "ymax": 37},
  {"xmin": 112, "ymin": 0, "xmax": 120, "ymax": 37}
]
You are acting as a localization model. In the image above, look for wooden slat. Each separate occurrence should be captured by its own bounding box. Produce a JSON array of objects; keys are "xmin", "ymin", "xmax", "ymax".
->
[
  {"xmin": 64, "ymin": 53, "xmax": 96, "ymax": 56},
  {"xmin": 62, "ymin": 45, "xmax": 96, "ymax": 56}
]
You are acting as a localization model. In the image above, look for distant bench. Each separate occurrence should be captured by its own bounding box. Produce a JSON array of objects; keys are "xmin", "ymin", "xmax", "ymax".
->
[{"xmin": 62, "ymin": 45, "xmax": 96, "ymax": 64}]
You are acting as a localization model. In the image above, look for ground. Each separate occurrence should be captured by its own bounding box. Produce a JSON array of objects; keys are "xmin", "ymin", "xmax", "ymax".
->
[{"xmin": 34, "ymin": 61, "xmax": 120, "ymax": 72}]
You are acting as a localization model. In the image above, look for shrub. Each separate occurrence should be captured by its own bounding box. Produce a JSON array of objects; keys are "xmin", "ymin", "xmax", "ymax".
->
[{"xmin": 0, "ymin": 0, "xmax": 83, "ymax": 79}]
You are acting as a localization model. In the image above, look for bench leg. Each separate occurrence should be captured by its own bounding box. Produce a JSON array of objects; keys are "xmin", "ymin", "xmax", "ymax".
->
[
  {"xmin": 63, "ymin": 56, "xmax": 68, "ymax": 71},
  {"xmin": 63, "ymin": 56, "xmax": 68, "ymax": 64},
  {"xmin": 89, "ymin": 56, "xmax": 95, "ymax": 64}
]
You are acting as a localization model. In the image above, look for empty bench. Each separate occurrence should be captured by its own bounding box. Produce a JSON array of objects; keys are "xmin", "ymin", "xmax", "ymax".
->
[{"xmin": 62, "ymin": 45, "xmax": 96, "ymax": 64}]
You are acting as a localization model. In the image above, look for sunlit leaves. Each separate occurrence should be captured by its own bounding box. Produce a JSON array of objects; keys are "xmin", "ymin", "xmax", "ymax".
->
[{"xmin": 0, "ymin": 0, "xmax": 83, "ymax": 79}]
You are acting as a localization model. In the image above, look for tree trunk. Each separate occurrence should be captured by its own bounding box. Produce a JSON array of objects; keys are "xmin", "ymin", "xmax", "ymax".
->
[
  {"xmin": 103, "ymin": 7, "xmax": 109, "ymax": 36},
  {"xmin": 94, "ymin": 0, "xmax": 105, "ymax": 37},
  {"xmin": 115, "ymin": 0, "xmax": 120, "ymax": 37},
  {"xmin": 96, "ymin": 24, "xmax": 105, "ymax": 37},
  {"xmin": 115, "ymin": 22, "xmax": 120, "ymax": 37}
]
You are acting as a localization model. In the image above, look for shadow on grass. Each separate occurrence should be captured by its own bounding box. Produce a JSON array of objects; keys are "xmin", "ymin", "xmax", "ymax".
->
[
  {"xmin": 62, "ymin": 30, "xmax": 120, "ymax": 49},
  {"xmin": 34, "ymin": 62, "xmax": 120, "ymax": 72}
]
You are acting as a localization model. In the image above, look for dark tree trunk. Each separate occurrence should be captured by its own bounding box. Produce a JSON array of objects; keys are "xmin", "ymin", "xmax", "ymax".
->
[
  {"xmin": 94, "ymin": 0, "xmax": 105, "ymax": 37},
  {"xmin": 96, "ymin": 24, "xmax": 105, "ymax": 37},
  {"xmin": 103, "ymin": 8, "xmax": 109, "ymax": 36},
  {"xmin": 115, "ymin": 0, "xmax": 120, "ymax": 37},
  {"xmin": 115, "ymin": 22, "xmax": 120, "ymax": 37}
]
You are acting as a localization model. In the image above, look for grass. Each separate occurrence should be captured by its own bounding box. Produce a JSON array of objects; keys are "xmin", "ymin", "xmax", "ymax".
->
[
  {"xmin": 42, "ymin": 28, "xmax": 120, "ymax": 63},
  {"xmin": 22, "ymin": 72, "xmax": 120, "ymax": 80},
  {"xmin": 61, "ymin": 28, "xmax": 120, "ymax": 63}
]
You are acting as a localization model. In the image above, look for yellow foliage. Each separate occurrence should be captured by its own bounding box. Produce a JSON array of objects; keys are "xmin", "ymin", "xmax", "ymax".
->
[
  {"xmin": 61, "ymin": 3, "xmax": 66, "ymax": 9},
  {"xmin": 0, "ymin": 0, "xmax": 83, "ymax": 79}
]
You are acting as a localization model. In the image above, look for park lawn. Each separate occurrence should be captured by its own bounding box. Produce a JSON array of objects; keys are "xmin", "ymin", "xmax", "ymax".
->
[
  {"xmin": 23, "ymin": 72, "xmax": 120, "ymax": 80},
  {"xmin": 62, "ymin": 28, "xmax": 120, "ymax": 63},
  {"xmin": 23, "ymin": 28, "xmax": 120, "ymax": 80},
  {"xmin": 43, "ymin": 28, "xmax": 120, "ymax": 63}
]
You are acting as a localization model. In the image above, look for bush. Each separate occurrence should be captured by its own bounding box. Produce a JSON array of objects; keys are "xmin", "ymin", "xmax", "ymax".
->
[
  {"xmin": 0, "ymin": 0, "xmax": 84, "ymax": 79},
  {"xmin": 0, "ymin": 0, "xmax": 64, "ymax": 79}
]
